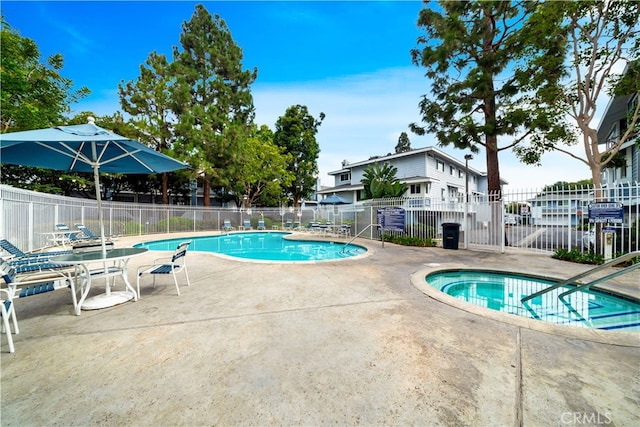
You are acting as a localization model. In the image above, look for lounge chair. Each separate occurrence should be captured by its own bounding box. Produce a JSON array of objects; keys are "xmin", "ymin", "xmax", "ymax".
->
[
  {"xmin": 243, "ymin": 219, "xmax": 252, "ymax": 230},
  {"xmin": 0, "ymin": 238, "xmax": 69, "ymax": 260},
  {"xmin": 1, "ymin": 287, "xmax": 18, "ymax": 353},
  {"xmin": 257, "ymin": 220, "xmax": 266, "ymax": 230},
  {"xmin": 74, "ymin": 223, "xmax": 100, "ymax": 240},
  {"xmin": 136, "ymin": 241, "xmax": 191, "ymax": 297},
  {"xmin": 222, "ymin": 220, "xmax": 234, "ymax": 232},
  {"xmin": 283, "ymin": 220, "xmax": 293, "ymax": 230},
  {"xmin": 55, "ymin": 223, "xmax": 80, "ymax": 243},
  {"xmin": 1, "ymin": 259, "xmax": 77, "ymax": 327},
  {"xmin": 0, "ymin": 238, "xmax": 71, "ymax": 273},
  {"xmin": 292, "ymin": 221, "xmax": 300, "ymax": 230}
]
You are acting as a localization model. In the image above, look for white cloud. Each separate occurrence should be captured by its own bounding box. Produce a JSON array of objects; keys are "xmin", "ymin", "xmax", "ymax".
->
[
  {"xmin": 75, "ymin": 66, "xmax": 597, "ymax": 191},
  {"xmin": 253, "ymin": 67, "xmax": 594, "ymax": 189}
]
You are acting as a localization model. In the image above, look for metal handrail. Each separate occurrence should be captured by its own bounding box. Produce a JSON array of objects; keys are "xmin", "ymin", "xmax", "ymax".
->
[
  {"xmin": 558, "ymin": 262, "xmax": 640, "ymax": 299},
  {"xmin": 340, "ymin": 223, "xmax": 381, "ymax": 253},
  {"xmin": 521, "ymin": 251, "xmax": 640, "ymax": 303}
]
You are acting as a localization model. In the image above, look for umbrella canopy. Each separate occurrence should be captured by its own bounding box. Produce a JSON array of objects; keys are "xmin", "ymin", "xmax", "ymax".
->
[
  {"xmin": 0, "ymin": 118, "xmax": 189, "ymax": 254},
  {"xmin": 0, "ymin": 120, "xmax": 188, "ymax": 174},
  {"xmin": 319, "ymin": 194, "xmax": 350, "ymax": 205}
]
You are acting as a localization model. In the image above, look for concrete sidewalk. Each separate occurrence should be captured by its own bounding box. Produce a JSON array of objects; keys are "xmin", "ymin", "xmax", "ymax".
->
[{"xmin": 1, "ymin": 232, "xmax": 638, "ymax": 426}]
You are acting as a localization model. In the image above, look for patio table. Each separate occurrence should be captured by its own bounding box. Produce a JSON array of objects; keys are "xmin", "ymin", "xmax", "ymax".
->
[
  {"xmin": 50, "ymin": 247, "xmax": 148, "ymax": 315},
  {"xmin": 39, "ymin": 230, "xmax": 78, "ymax": 249}
]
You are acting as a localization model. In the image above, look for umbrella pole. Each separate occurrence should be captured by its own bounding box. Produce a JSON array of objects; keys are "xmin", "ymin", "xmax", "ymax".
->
[
  {"xmin": 93, "ymin": 165, "xmax": 108, "ymax": 258},
  {"xmin": 92, "ymin": 154, "xmax": 110, "ymax": 296},
  {"xmin": 78, "ymin": 145, "xmax": 136, "ymax": 311}
]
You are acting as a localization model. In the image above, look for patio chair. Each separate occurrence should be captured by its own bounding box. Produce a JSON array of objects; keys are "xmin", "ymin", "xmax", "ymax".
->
[
  {"xmin": 136, "ymin": 241, "xmax": 191, "ymax": 297},
  {"xmin": 283, "ymin": 220, "xmax": 293, "ymax": 230},
  {"xmin": 243, "ymin": 219, "xmax": 252, "ymax": 230},
  {"xmin": 257, "ymin": 220, "xmax": 266, "ymax": 230},
  {"xmin": 1, "ymin": 288, "xmax": 18, "ymax": 353},
  {"xmin": 222, "ymin": 220, "xmax": 234, "ymax": 232}
]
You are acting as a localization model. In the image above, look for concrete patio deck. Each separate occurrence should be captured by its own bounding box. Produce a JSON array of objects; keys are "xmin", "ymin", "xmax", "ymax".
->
[{"xmin": 1, "ymin": 231, "xmax": 639, "ymax": 426}]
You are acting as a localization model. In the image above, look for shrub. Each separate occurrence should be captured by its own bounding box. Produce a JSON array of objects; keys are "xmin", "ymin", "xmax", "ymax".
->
[
  {"xmin": 381, "ymin": 233, "xmax": 437, "ymax": 247},
  {"xmin": 552, "ymin": 248, "xmax": 604, "ymax": 265}
]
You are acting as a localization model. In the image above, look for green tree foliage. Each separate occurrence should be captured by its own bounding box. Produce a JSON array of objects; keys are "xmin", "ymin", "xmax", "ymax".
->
[
  {"xmin": 119, "ymin": 51, "xmax": 177, "ymax": 204},
  {"xmin": 232, "ymin": 125, "xmax": 294, "ymax": 207},
  {"xmin": 517, "ymin": 1, "xmax": 640, "ymax": 193},
  {"xmin": 410, "ymin": 1, "xmax": 567, "ymax": 198},
  {"xmin": 395, "ymin": 131, "xmax": 411, "ymax": 153},
  {"xmin": 273, "ymin": 105, "xmax": 325, "ymax": 207},
  {"xmin": 360, "ymin": 162, "xmax": 407, "ymax": 199},
  {"xmin": 0, "ymin": 18, "xmax": 89, "ymax": 133},
  {"xmin": 0, "ymin": 18, "xmax": 90, "ymax": 194},
  {"xmin": 170, "ymin": 4, "xmax": 257, "ymax": 206},
  {"xmin": 542, "ymin": 179, "xmax": 594, "ymax": 192}
]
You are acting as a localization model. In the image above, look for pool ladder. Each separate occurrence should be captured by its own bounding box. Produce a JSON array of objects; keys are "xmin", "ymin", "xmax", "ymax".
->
[{"xmin": 521, "ymin": 251, "xmax": 640, "ymax": 303}]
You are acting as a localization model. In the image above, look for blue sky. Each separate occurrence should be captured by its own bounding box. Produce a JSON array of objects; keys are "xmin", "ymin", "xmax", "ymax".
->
[{"xmin": 2, "ymin": 0, "xmax": 592, "ymax": 189}]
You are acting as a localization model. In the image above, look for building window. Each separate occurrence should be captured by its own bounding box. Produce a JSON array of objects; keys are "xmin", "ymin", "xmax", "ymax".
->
[
  {"xmin": 450, "ymin": 166, "xmax": 455, "ymax": 175},
  {"xmin": 458, "ymin": 169, "xmax": 464, "ymax": 178},
  {"xmin": 410, "ymin": 184, "xmax": 421, "ymax": 194},
  {"xmin": 436, "ymin": 159, "xmax": 445, "ymax": 172},
  {"xmin": 339, "ymin": 173, "xmax": 350, "ymax": 182},
  {"xmin": 441, "ymin": 188, "xmax": 446, "ymax": 200}
]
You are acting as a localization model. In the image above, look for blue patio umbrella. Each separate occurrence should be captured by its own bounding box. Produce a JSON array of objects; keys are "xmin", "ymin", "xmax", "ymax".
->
[{"xmin": 0, "ymin": 118, "xmax": 189, "ymax": 307}]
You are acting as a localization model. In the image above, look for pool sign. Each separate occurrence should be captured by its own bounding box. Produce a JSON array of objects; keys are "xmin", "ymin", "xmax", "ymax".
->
[
  {"xmin": 377, "ymin": 207, "xmax": 405, "ymax": 232},
  {"xmin": 588, "ymin": 202, "xmax": 623, "ymax": 224}
]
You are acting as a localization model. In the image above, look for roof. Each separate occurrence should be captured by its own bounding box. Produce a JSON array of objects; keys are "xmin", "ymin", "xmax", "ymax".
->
[
  {"xmin": 317, "ymin": 176, "xmax": 441, "ymax": 195},
  {"xmin": 597, "ymin": 93, "xmax": 635, "ymax": 143},
  {"xmin": 329, "ymin": 146, "xmax": 482, "ymax": 175},
  {"xmin": 597, "ymin": 61, "xmax": 638, "ymax": 144}
]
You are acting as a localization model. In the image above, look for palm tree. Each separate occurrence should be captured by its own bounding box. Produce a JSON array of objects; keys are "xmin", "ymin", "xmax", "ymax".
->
[{"xmin": 361, "ymin": 162, "xmax": 407, "ymax": 199}]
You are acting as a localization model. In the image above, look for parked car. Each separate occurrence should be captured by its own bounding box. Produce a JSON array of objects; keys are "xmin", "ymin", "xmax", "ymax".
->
[{"xmin": 505, "ymin": 214, "xmax": 521, "ymax": 226}]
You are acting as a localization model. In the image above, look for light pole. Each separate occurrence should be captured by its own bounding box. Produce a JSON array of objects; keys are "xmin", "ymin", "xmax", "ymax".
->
[{"xmin": 464, "ymin": 154, "xmax": 473, "ymax": 249}]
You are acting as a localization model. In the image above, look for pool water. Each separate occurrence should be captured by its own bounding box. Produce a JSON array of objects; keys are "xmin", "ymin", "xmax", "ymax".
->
[
  {"xmin": 426, "ymin": 270, "xmax": 640, "ymax": 332},
  {"xmin": 135, "ymin": 232, "xmax": 367, "ymax": 262}
]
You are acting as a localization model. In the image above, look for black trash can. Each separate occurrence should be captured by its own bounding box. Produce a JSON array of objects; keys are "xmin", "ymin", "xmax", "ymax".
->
[{"xmin": 442, "ymin": 223, "xmax": 461, "ymax": 250}]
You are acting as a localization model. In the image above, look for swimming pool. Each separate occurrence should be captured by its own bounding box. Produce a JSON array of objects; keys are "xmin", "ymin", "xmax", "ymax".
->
[
  {"xmin": 425, "ymin": 270, "xmax": 640, "ymax": 332},
  {"xmin": 134, "ymin": 232, "xmax": 367, "ymax": 262}
]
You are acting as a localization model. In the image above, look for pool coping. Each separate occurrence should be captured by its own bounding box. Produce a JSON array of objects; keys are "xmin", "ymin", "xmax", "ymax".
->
[{"xmin": 411, "ymin": 265, "xmax": 640, "ymax": 347}]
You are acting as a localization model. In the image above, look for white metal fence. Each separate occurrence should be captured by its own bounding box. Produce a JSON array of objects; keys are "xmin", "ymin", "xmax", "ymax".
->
[{"xmin": 1, "ymin": 183, "xmax": 638, "ymax": 255}]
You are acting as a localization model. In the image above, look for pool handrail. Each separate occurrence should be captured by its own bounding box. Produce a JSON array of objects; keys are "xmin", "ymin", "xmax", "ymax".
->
[
  {"xmin": 341, "ymin": 223, "xmax": 380, "ymax": 253},
  {"xmin": 521, "ymin": 251, "xmax": 640, "ymax": 303},
  {"xmin": 557, "ymin": 261, "xmax": 640, "ymax": 300}
]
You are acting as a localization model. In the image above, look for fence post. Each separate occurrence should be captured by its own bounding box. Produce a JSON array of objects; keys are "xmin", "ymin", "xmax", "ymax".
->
[{"xmin": 28, "ymin": 201, "xmax": 34, "ymax": 252}]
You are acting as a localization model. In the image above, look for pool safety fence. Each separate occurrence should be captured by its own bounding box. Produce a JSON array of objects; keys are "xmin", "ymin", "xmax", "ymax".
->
[{"xmin": 1, "ymin": 183, "xmax": 639, "ymax": 256}]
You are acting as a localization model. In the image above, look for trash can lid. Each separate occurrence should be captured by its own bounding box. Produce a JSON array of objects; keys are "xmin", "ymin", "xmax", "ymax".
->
[{"xmin": 442, "ymin": 222, "xmax": 460, "ymax": 227}]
